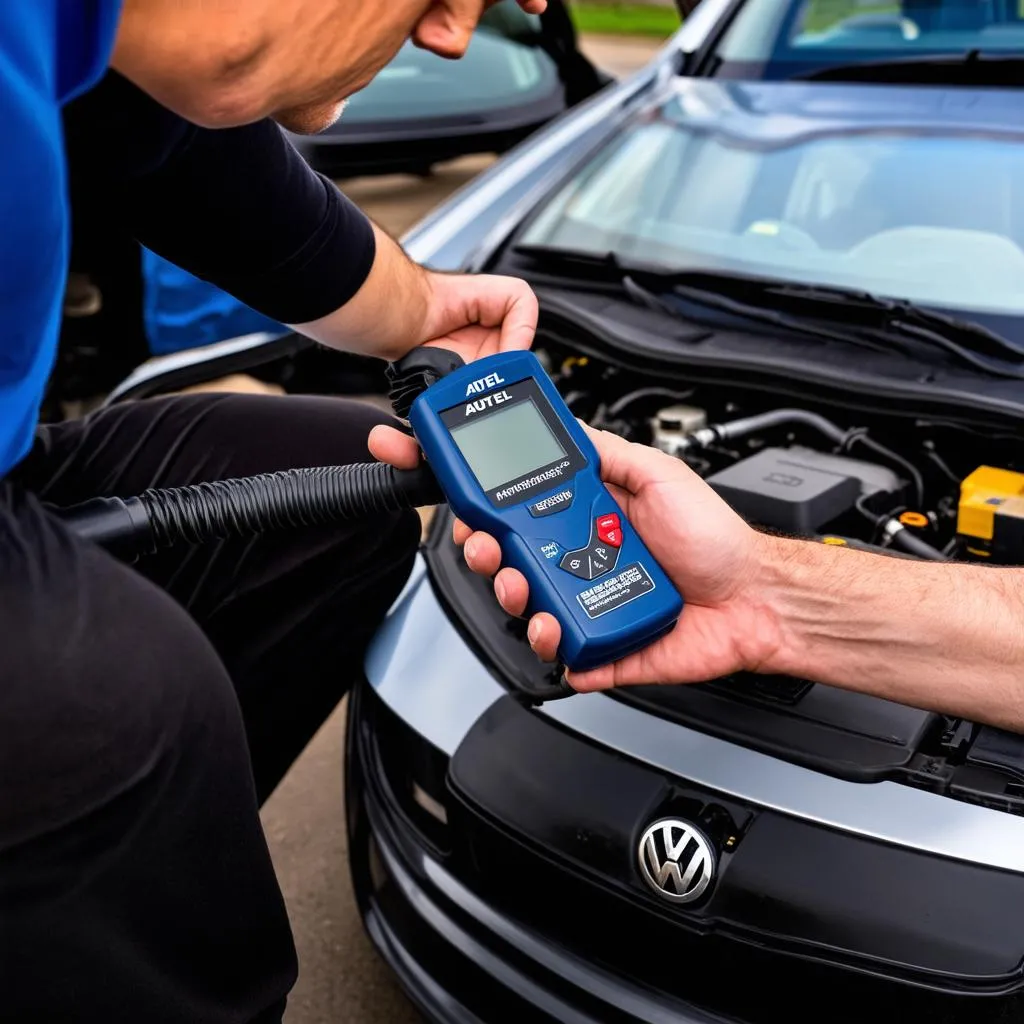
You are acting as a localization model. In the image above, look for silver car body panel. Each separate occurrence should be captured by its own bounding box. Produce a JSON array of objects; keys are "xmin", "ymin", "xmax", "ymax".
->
[
  {"xmin": 104, "ymin": 331, "xmax": 289, "ymax": 404},
  {"xmin": 364, "ymin": 560, "xmax": 1024, "ymax": 874},
  {"xmin": 401, "ymin": 0, "xmax": 735, "ymax": 267}
]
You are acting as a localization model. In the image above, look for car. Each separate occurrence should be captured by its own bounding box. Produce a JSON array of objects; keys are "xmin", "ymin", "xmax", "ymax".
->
[
  {"xmin": 285, "ymin": 0, "xmax": 612, "ymax": 178},
  {"xmin": 346, "ymin": 2, "xmax": 1024, "ymax": 1022},
  {"xmin": 100, "ymin": 1, "xmax": 1024, "ymax": 1021}
]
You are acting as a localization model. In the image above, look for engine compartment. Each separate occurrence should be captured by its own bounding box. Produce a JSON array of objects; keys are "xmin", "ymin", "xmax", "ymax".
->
[
  {"xmin": 549, "ymin": 347, "xmax": 1024, "ymax": 565},
  {"xmin": 423, "ymin": 333, "xmax": 1024, "ymax": 816}
]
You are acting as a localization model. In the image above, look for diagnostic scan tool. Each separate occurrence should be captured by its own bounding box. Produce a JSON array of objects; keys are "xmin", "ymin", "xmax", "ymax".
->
[{"xmin": 408, "ymin": 350, "xmax": 683, "ymax": 672}]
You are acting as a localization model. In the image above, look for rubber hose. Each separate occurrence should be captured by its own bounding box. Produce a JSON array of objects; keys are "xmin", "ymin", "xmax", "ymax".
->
[
  {"xmin": 889, "ymin": 526, "xmax": 948, "ymax": 561},
  {"xmin": 715, "ymin": 409, "xmax": 847, "ymax": 446},
  {"xmin": 845, "ymin": 432, "xmax": 926, "ymax": 508},
  {"xmin": 713, "ymin": 409, "xmax": 925, "ymax": 506},
  {"xmin": 140, "ymin": 463, "xmax": 442, "ymax": 550}
]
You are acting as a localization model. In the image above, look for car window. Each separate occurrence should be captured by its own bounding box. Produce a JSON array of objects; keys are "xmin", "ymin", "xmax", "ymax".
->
[
  {"xmin": 713, "ymin": 0, "xmax": 1024, "ymax": 79},
  {"xmin": 519, "ymin": 82, "xmax": 1024, "ymax": 323},
  {"xmin": 339, "ymin": 1, "xmax": 557, "ymax": 124}
]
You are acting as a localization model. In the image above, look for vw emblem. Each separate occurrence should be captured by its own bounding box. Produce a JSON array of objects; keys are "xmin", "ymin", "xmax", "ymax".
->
[{"xmin": 637, "ymin": 818, "xmax": 716, "ymax": 904}]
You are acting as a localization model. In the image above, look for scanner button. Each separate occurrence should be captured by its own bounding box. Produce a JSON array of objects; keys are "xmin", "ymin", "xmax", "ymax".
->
[
  {"xmin": 528, "ymin": 487, "xmax": 574, "ymax": 518},
  {"xmin": 596, "ymin": 513, "xmax": 622, "ymax": 548},
  {"xmin": 588, "ymin": 542, "xmax": 618, "ymax": 577},
  {"xmin": 560, "ymin": 549, "xmax": 594, "ymax": 580}
]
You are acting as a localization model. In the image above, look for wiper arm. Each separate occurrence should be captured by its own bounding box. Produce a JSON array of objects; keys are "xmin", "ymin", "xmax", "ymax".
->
[
  {"xmin": 516, "ymin": 244, "xmax": 900, "ymax": 357},
  {"xmin": 623, "ymin": 274, "xmax": 899, "ymax": 356},
  {"xmin": 516, "ymin": 244, "xmax": 1024, "ymax": 378},
  {"xmin": 747, "ymin": 279, "xmax": 1024, "ymax": 379},
  {"xmin": 795, "ymin": 51, "xmax": 1024, "ymax": 85}
]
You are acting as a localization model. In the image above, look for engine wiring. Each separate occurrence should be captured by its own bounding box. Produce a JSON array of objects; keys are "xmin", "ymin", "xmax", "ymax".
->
[{"xmin": 542, "ymin": 342, "xmax": 1023, "ymax": 565}]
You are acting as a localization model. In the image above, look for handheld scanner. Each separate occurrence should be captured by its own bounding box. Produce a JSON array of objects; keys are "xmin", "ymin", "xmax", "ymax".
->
[{"xmin": 408, "ymin": 350, "xmax": 683, "ymax": 673}]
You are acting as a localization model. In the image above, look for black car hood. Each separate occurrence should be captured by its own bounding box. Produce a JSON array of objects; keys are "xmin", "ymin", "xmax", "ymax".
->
[{"xmin": 659, "ymin": 76, "xmax": 1024, "ymax": 145}]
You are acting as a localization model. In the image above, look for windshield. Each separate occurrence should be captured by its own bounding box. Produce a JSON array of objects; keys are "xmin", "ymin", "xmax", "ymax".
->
[
  {"xmin": 518, "ymin": 83, "xmax": 1024, "ymax": 319},
  {"xmin": 714, "ymin": 0, "xmax": 1024, "ymax": 79}
]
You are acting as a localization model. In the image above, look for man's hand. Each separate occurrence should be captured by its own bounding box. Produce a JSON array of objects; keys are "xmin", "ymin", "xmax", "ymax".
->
[
  {"xmin": 293, "ymin": 222, "xmax": 538, "ymax": 365},
  {"xmin": 417, "ymin": 269, "xmax": 538, "ymax": 365},
  {"xmin": 374, "ymin": 408, "xmax": 1024, "ymax": 731},
  {"xmin": 369, "ymin": 421, "xmax": 786, "ymax": 691},
  {"xmin": 415, "ymin": 2, "xmax": 547, "ymax": 58}
]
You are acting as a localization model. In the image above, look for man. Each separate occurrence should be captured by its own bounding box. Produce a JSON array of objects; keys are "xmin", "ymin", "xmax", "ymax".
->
[
  {"xmin": 0, "ymin": 2, "xmax": 543, "ymax": 1021},
  {"xmin": 373, "ymin": 423, "xmax": 1024, "ymax": 732}
]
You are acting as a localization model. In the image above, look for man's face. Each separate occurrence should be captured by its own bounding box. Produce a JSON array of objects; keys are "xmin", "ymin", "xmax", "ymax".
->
[
  {"xmin": 270, "ymin": 0, "xmax": 476, "ymax": 134},
  {"xmin": 114, "ymin": 0, "xmax": 526, "ymax": 133},
  {"xmin": 114, "ymin": 0, "xmax": 536, "ymax": 134}
]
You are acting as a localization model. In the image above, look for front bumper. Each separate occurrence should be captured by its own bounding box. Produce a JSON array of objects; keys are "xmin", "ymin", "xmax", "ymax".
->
[
  {"xmin": 346, "ymin": 681, "xmax": 726, "ymax": 1024},
  {"xmin": 350, "ymin": 560, "xmax": 1024, "ymax": 1024}
]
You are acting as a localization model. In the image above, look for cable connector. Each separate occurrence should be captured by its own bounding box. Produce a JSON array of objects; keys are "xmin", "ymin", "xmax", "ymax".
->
[{"xmin": 386, "ymin": 347, "xmax": 466, "ymax": 419}]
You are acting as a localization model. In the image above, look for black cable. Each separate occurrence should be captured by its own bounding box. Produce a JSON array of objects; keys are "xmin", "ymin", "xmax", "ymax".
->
[
  {"xmin": 854, "ymin": 496, "xmax": 947, "ymax": 561},
  {"xmin": 889, "ymin": 527, "xmax": 949, "ymax": 561},
  {"xmin": 54, "ymin": 463, "xmax": 443, "ymax": 560},
  {"xmin": 702, "ymin": 408, "xmax": 926, "ymax": 507},
  {"xmin": 924, "ymin": 445, "xmax": 961, "ymax": 485},
  {"xmin": 607, "ymin": 387, "xmax": 695, "ymax": 417},
  {"xmin": 843, "ymin": 431, "xmax": 926, "ymax": 508}
]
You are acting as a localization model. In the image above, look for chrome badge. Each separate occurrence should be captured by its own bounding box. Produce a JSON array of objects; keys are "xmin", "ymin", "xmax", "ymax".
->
[{"xmin": 637, "ymin": 818, "xmax": 716, "ymax": 904}]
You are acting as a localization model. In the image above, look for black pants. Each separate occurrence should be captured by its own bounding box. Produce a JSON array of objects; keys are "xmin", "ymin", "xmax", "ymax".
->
[{"xmin": 0, "ymin": 393, "xmax": 420, "ymax": 1023}]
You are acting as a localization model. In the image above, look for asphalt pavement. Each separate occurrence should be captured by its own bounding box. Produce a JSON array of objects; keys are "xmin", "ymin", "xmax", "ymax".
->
[{"xmin": 262, "ymin": 34, "xmax": 664, "ymax": 1024}]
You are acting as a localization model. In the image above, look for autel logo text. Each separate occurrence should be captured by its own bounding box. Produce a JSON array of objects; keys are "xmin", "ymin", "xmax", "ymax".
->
[
  {"xmin": 464, "ymin": 390, "xmax": 511, "ymax": 416},
  {"xmin": 465, "ymin": 372, "xmax": 505, "ymax": 397}
]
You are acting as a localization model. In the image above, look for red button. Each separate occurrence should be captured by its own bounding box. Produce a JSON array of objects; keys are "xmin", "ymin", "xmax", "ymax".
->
[{"xmin": 597, "ymin": 513, "xmax": 622, "ymax": 548}]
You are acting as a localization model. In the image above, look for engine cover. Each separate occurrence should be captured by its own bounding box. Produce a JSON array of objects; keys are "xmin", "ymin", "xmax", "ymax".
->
[{"xmin": 706, "ymin": 446, "xmax": 900, "ymax": 533}]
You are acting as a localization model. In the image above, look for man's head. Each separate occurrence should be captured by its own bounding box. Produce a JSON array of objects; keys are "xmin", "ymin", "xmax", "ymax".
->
[{"xmin": 112, "ymin": 0, "xmax": 544, "ymax": 133}]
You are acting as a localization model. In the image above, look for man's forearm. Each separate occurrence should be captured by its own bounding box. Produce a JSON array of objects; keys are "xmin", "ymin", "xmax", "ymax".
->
[
  {"xmin": 758, "ymin": 535, "xmax": 1024, "ymax": 729},
  {"xmin": 291, "ymin": 222, "xmax": 431, "ymax": 361}
]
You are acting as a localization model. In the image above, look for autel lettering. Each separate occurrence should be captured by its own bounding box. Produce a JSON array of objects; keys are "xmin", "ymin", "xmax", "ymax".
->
[
  {"xmin": 465, "ymin": 372, "xmax": 506, "ymax": 396},
  {"xmin": 464, "ymin": 390, "xmax": 511, "ymax": 416}
]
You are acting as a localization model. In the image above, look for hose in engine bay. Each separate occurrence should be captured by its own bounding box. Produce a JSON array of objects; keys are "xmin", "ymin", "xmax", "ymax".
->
[{"xmin": 673, "ymin": 408, "xmax": 945, "ymax": 560}]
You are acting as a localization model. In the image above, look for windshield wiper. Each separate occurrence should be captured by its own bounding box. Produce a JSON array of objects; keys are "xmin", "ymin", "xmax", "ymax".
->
[
  {"xmin": 516, "ymin": 244, "xmax": 902, "ymax": 358},
  {"xmin": 515, "ymin": 244, "xmax": 1024, "ymax": 380},
  {"xmin": 667, "ymin": 273, "xmax": 1024, "ymax": 379},
  {"xmin": 795, "ymin": 51, "xmax": 1024, "ymax": 85}
]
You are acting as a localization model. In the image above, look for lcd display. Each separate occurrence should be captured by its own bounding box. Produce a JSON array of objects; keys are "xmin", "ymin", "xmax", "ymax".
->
[{"xmin": 449, "ymin": 398, "xmax": 567, "ymax": 492}]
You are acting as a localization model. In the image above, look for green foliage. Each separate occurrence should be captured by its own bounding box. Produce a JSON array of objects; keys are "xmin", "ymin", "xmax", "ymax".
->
[{"xmin": 571, "ymin": 3, "xmax": 682, "ymax": 38}]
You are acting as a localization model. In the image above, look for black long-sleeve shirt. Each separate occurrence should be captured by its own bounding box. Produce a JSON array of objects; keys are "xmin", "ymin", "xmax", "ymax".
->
[{"xmin": 63, "ymin": 71, "xmax": 376, "ymax": 326}]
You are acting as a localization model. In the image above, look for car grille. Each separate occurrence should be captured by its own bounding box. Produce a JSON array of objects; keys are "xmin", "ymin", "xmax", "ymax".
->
[
  {"xmin": 357, "ymin": 687, "xmax": 1023, "ymax": 1024},
  {"xmin": 450, "ymin": 803, "xmax": 1022, "ymax": 1024}
]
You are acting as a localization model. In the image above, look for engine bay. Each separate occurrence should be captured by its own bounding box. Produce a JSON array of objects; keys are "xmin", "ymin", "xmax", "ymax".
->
[
  {"xmin": 545, "ymin": 347, "xmax": 1024, "ymax": 566},
  {"xmin": 423, "ymin": 333, "xmax": 1024, "ymax": 817}
]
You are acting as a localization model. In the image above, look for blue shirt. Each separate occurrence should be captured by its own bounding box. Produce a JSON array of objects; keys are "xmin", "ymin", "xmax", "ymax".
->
[{"xmin": 0, "ymin": 1, "xmax": 122, "ymax": 477}]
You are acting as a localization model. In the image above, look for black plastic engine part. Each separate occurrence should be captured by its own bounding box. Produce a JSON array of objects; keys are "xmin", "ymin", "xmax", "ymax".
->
[{"xmin": 706, "ymin": 446, "xmax": 899, "ymax": 533}]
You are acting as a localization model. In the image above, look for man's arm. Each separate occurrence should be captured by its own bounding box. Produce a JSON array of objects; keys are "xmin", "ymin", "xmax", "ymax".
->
[
  {"xmin": 759, "ymin": 536, "xmax": 1024, "ymax": 730},
  {"xmin": 369, "ymin": 419, "xmax": 1024, "ymax": 732},
  {"xmin": 291, "ymin": 222, "xmax": 538, "ymax": 362},
  {"xmin": 63, "ymin": 72, "xmax": 535, "ymax": 365}
]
